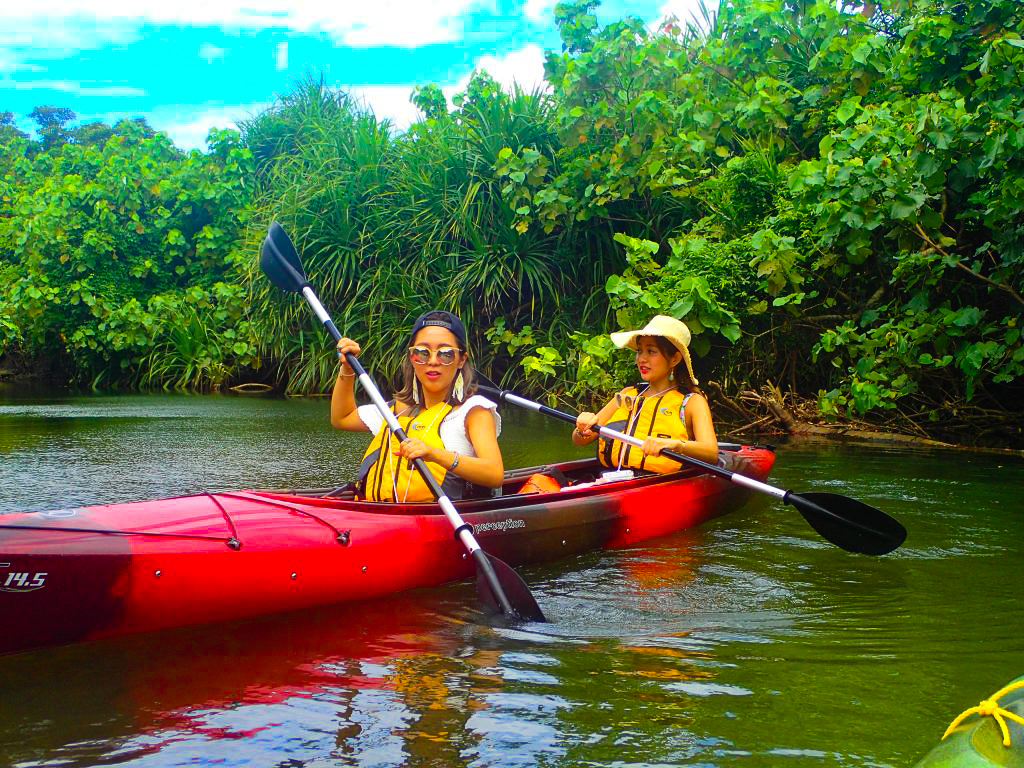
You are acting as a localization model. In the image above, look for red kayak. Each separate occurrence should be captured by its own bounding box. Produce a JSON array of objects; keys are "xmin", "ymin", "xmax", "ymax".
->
[{"xmin": 0, "ymin": 446, "xmax": 775, "ymax": 655}]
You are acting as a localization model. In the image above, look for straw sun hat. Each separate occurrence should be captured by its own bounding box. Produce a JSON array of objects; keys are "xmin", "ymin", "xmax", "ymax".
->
[{"xmin": 609, "ymin": 315, "xmax": 698, "ymax": 386}]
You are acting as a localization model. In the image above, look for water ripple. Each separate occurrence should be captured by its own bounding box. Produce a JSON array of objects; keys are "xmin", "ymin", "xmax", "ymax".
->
[{"xmin": 2, "ymin": 396, "xmax": 1023, "ymax": 768}]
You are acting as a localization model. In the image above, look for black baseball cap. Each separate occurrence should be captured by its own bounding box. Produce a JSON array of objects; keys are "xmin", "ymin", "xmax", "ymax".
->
[{"xmin": 410, "ymin": 310, "xmax": 468, "ymax": 348}]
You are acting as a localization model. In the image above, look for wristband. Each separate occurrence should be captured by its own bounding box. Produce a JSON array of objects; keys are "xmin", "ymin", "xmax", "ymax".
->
[{"xmin": 449, "ymin": 451, "xmax": 460, "ymax": 470}]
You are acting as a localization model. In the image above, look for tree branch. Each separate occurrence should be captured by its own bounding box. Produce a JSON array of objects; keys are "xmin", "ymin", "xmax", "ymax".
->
[{"xmin": 915, "ymin": 224, "xmax": 1024, "ymax": 308}]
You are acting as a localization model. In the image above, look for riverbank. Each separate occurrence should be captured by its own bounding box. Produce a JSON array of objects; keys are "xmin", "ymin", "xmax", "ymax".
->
[
  {"xmin": 705, "ymin": 381, "xmax": 1024, "ymax": 455},
  {"xmin": 3, "ymin": 374, "xmax": 1022, "ymax": 455},
  {"xmin": 0, "ymin": 351, "xmax": 60, "ymax": 383}
]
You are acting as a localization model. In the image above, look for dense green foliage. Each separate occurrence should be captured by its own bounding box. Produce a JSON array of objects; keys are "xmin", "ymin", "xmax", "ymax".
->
[
  {"xmin": 500, "ymin": 0, "xmax": 1024, "ymax": 424},
  {"xmin": 241, "ymin": 74, "xmax": 623, "ymax": 393},
  {"xmin": 2, "ymin": 0, "xmax": 1023, "ymax": 441},
  {"xmin": 0, "ymin": 126, "xmax": 255, "ymax": 388}
]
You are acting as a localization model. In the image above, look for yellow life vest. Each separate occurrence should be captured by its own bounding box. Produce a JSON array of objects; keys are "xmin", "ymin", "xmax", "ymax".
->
[
  {"xmin": 597, "ymin": 386, "xmax": 691, "ymax": 474},
  {"xmin": 356, "ymin": 401, "xmax": 457, "ymax": 502}
]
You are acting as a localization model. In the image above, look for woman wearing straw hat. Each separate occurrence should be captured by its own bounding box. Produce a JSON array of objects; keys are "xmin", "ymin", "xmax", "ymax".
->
[{"xmin": 572, "ymin": 315, "xmax": 719, "ymax": 470}]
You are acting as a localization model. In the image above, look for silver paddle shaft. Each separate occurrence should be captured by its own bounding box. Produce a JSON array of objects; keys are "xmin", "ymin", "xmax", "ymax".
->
[
  {"xmin": 498, "ymin": 390, "xmax": 787, "ymax": 500},
  {"xmin": 301, "ymin": 287, "xmax": 488, "ymax": 551},
  {"xmin": 355, "ymin": 368, "xmax": 485, "ymax": 554}
]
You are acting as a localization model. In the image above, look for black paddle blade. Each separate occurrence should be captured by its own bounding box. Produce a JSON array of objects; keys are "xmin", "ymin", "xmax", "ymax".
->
[
  {"xmin": 476, "ymin": 553, "xmax": 547, "ymax": 623},
  {"xmin": 260, "ymin": 222, "xmax": 307, "ymax": 293},
  {"xmin": 786, "ymin": 491, "xmax": 907, "ymax": 556},
  {"xmin": 474, "ymin": 371, "xmax": 503, "ymax": 393}
]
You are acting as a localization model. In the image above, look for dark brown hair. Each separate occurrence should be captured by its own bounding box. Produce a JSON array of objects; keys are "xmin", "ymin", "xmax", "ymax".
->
[
  {"xmin": 394, "ymin": 311, "xmax": 477, "ymax": 411},
  {"xmin": 639, "ymin": 335, "xmax": 699, "ymax": 393}
]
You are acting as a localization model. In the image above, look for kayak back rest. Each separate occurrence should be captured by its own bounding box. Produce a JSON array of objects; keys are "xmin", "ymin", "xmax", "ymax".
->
[{"xmin": 501, "ymin": 461, "xmax": 598, "ymax": 496}]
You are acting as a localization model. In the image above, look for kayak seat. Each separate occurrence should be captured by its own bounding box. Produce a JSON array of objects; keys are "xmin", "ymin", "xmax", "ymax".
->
[
  {"xmin": 462, "ymin": 481, "xmax": 502, "ymax": 500},
  {"xmin": 518, "ymin": 473, "xmax": 562, "ymax": 495},
  {"xmin": 516, "ymin": 466, "xmax": 570, "ymax": 495}
]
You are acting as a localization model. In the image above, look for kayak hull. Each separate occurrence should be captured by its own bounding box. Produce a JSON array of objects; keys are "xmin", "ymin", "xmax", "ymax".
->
[{"xmin": 0, "ymin": 448, "xmax": 774, "ymax": 655}]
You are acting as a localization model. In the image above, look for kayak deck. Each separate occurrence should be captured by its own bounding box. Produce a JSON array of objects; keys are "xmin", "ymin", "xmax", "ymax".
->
[{"xmin": 0, "ymin": 447, "xmax": 775, "ymax": 655}]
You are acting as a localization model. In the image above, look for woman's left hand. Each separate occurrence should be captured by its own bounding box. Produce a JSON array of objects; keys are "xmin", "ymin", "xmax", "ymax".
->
[
  {"xmin": 397, "ymin": 438, "xmax": 436, "ymax": 464},
  {"xmin": 641, "ymin": 436, "xmax": 680, "ymax": 457}
]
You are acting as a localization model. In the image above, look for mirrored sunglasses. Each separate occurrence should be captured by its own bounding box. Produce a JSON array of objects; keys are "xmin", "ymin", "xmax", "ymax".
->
[{"xmin": 408, "ymin": 345, "xmax": 459, "ymax": 365}]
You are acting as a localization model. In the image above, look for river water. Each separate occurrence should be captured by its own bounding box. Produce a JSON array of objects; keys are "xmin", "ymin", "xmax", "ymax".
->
[{"xmin": 0, "ymin": 390, "xmax": 1021, "ymax": 767}]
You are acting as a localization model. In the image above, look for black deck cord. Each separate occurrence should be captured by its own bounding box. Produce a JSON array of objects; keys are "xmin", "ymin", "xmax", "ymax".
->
[
  {"xmin": 0, "ymin": 524, "xmax": 234, "ymax": 545},
  {"xmin": 217, "ymin": 491, "xmax": 349, "ymax": 545},
  {"xmin": 0, "ymin": 493, "xmax": 277, "ymax": 551},
  {"xmin": 206, "ymin": 493, "xmax": 242, "ymax": 550},
  {"xmin": 0, "ymin": 493, "xmax": 246, "ymax": 550}
]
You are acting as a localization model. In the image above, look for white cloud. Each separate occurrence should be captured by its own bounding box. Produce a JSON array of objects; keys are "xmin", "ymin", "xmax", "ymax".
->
[
  {"xmin": 347, "ymin": 85, "xmax": 424, "ymax": 130},
  {"xmin": 142, "ymin": 88, "xmax": 421, "ymax": 149},
  {"xmin": 456, "ymin": 44, "xmax": 547, "ymax": 93},
  {"xmin": 343, "ymin": 45, "xmax": 548, "ymax": 130},
  {"xmin": 654, "ymin": 0, "xmax": 719, "ymax": 32},
  {"xmin": 338, "ymin": 46, "xmax": 547, "ymax": 131},
  {"xmin": 199, "ymin": 42, "xmax": 227, "ymax": 63},
  {"xmin": 523, "ymin": 0, "xmax": 557, "ymax": 23},
  {"xmin": 0, "ymin": 50, "xmax": 27, "ymax": 74},
  {"xmin": 86, "ymin": 89, "xmax": 420, "ymax": 152},
  {"xmin": 0, "ymin": 1, "xmax": 486, "ymax": 48},
  {"xmin": 333, "ymin": 1, "xmax": 478, "ymax": 46},
  {"xmin": 0, "ymin": 17, "xmax": 140, "ymax": 53},
  {"xmin": 275, "ymin": 42, "xmax": 288, "ymax": 71},
  {"xmin": 1, "ymin": 79, "xmax": 146, "ymax": 98},
  {"xmin": 11, "ymin": 44, "xmax": 548, "ymax": 153},
  {"xmin": 144, "ymin": 102, "xmax": 269, "ymax": 150}
]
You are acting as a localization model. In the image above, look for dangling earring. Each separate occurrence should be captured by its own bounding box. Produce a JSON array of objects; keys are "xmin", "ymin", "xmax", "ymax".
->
[
  {"xmin": 412, "ymin": 377, "xmax": 421, "ymax": 405},
  {"xmin": 453, "ymin": 369, "xmax": 465, "ymax": 402},
  {"xmin": 669, "ymin": 370, "xmax": 675, "ymax": 382}
]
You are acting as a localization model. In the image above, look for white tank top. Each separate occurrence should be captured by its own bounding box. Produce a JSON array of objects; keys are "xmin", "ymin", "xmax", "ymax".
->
[{"xmin": 356, "ymin": 394, "xmax": 501, "ymax": 457}]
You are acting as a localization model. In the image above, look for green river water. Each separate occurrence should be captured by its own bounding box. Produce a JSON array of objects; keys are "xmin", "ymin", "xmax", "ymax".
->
[{"xmin": 0, "ymin": 390, "xmax": 1021, "ymax": 767}]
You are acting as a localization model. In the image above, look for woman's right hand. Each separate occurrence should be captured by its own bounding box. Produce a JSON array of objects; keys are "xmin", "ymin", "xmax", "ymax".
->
[
  {"xmin": 336, "ymin": 337, "xmax": 361, "ymax": 376},
  {"xmin": 575, "ymin": 411, "xmax": 600, "ymax": 438}
]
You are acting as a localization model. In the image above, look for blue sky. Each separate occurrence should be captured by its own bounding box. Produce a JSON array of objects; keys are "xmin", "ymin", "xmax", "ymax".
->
[{"xmin": 1, "ymin": 0, "xmax": 709, "ymax": 151}]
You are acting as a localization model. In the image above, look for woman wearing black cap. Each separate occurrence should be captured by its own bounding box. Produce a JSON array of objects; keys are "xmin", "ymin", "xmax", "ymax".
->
[{"xmin": 330, "ymin": 310, "xmax": 504, "ymax": 503}]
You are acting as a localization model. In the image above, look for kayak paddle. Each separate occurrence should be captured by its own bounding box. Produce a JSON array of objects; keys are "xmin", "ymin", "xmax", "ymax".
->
[
  {"xmin": 260, "ymin": 221, "xmax": 546, "ymax": 623},
  {"xmin": 476, "ymin": 380, "xmax": 907, "ymax": 556}
]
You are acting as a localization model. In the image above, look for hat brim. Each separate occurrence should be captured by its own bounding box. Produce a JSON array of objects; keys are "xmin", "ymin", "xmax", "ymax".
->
[
  {"xmin": 609, "ymin": 326, "xmax": 698, "ymax": 386},
  {"xmin": 610, "ymin": 329, "xmax": 687, "ymax": 356}
]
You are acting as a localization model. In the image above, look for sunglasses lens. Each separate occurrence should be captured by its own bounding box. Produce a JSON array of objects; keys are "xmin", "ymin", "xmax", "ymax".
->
[
  {"xmin": 409, "ymin": 346, "xmax": 460, "ymax": 364},
  {"xmin": 409, "ymin": 347, "xmax": 431, "ymax": 364}
]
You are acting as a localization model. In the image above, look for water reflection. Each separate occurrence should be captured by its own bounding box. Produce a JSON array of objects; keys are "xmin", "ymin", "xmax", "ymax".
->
[
  {"xmin": 2, "ymin": 392, "xmax": 1023, "ymax": 767},
  {"xmin": 1, "ymin": 594, "xmax": 454, "ymax": 764},
  {"xmin": 0, "ymin": 393, "xmax": 589, "ymax": 514},
  {"xmin": 0, "ymin": 527, "xmax": 735, "ymax": 768}
]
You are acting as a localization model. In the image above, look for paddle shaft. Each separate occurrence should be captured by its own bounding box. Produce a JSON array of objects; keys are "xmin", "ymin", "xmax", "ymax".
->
[
  {"xmin": 483, "ymin": 387, "xmax": 904, "ymax": 540},
  {"xmin": 301, "ymin": 288, "xmax": 515, "ymax": 617},
  {"xmin": 469, "ymin": 376, "xmax": 904, "ymax": 556},
  {"xmin": 485, "ymin": 387, "xmax": 787, "ymax": 497}
]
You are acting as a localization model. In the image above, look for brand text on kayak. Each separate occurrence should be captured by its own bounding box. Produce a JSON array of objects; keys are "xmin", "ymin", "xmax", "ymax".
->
[{"xmin": 474, "ymin": 518, "xmax": 527, "ymax": 533}]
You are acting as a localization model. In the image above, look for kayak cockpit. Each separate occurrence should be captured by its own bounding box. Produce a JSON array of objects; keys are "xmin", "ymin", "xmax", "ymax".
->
[{"xmin": 253, "ymin": 444, "xmax": 766, "ymax": 515}]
